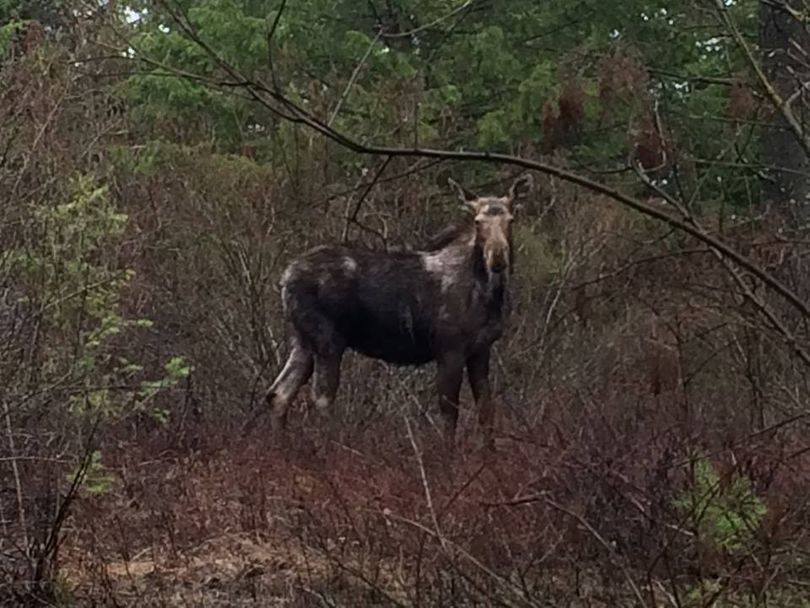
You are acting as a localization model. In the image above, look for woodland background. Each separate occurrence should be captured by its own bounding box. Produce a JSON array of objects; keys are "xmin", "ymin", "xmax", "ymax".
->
[{"xmin": 2, "ymin": 0, "xmax": 810, "ymax": 606}]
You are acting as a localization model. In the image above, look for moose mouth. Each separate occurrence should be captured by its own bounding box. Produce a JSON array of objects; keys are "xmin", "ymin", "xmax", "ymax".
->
[
  {"xmin": 486, "ymin": 263, "xmax": 509, "ymax": 295},
  {"xmin": 485, "ymin": 250, "xmax": 509, "ymax": 276},
  {"xmin": 483, "ymin": 248, "xmax": 509, "ymax": 276}
]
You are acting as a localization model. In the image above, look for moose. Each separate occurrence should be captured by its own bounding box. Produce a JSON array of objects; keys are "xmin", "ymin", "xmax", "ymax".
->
[{"xmin": 265, "ymin": 174, "xmax": 532, "ymax": 445}]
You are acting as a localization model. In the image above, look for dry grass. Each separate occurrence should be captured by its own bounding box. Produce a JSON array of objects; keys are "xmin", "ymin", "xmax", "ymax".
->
[{"xmin": 57, "ymin": 400, "xmax": 810, "ymax": 607}]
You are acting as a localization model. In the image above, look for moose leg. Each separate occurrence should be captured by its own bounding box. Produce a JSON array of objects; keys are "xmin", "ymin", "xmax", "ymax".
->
[
  {"xmin": 311, "ymin": 353, "xmax": 343, "ymax": 415},
  {"xmin": 266, "ymin": 338, "xmax": 314, "ymax": 430},
  {"xmin": 467, "ymin": 349, "xmax": 494, "ymax": 449},
  {"xmin": 436, "ymin": 354, "xmax": 464, "ymax": 444}
]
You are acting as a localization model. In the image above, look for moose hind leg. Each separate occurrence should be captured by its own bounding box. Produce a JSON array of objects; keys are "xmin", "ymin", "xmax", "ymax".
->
[
  {"xmin": 266, "ymin": 339, "xmax": 314, "ymax": 429},
  {"xmin": 311, "ymin": 353, "xmax": 342, "ymax": 414}
]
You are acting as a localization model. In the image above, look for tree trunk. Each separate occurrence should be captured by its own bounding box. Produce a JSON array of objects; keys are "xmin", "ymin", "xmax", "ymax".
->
[{"xmin": 760, "ymin": 1, "xmax": 810, "ymax": 214}]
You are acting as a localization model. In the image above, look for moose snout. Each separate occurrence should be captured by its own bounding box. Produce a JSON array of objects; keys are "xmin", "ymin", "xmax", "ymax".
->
[
  {"xmin": 491, "ymin": 258, "xmax": 507, "ymax": 273},
  {"xmin": 486, "ymin": 248, "xmax": 509, "ymax": 273}
]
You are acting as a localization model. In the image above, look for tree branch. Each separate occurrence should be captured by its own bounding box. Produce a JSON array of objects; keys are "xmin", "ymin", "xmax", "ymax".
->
[
  {"xmin": 716, "ymin": 0, "xmax": 810, "ymax": 158},
  {"xmin": 381, "ymin": 0, "xmax": 476, "ymax": 39},
  {"xmin": 266, "ymin": 0, "xmax": 287, "ymax": 90},
  {"xmin": 328, "ymin": 27, "xmax": 383, "ymax": 127},
  {"xmin": 635, "ymin": 163, "xmax": 810, "ymax": 367},
  {"xmin": 149, "ymin": 0, "xmax": 810, "ymax": 326}
]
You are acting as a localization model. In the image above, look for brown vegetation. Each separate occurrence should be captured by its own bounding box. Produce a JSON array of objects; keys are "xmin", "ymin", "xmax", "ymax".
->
[
  {"xmin": 3, "ymin": 5, "xmax": 810, "ymax": 607},
  {"xmin": 48, "ymin": 170, "xmax": 810, "ymax": 605}
]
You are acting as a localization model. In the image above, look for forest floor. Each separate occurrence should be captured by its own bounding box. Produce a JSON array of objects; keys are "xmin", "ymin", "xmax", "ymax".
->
[
  {"xmin": 57, "ymin": 417, "xmax": 622, "ymax": 606},
  {"xmin": 57, "ymin": 411, "xmax": 809, "ymax": 607}
]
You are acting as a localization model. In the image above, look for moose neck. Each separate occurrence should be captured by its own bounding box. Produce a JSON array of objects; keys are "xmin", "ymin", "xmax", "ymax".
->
[
  {"xmin": 470, "ymin": 239, "xmax": 508, "ymax": 314},
  {"xmin": 421, "ymin": 224, "xmax": 511, "ymax": 315}
]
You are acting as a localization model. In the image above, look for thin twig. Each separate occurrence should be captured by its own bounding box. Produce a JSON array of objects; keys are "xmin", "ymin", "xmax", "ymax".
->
[
  {"xmin": 382, "ymin": 509, "xmax": 545, "ymax": 607},
  {"xmin": 404, "ymin": 416, "xmax": 444, "ymax": 549},
  {"xmin": 266, "ymin": 0, "xmax": 287, "ymax": 90},
  {"xmin": 382, "ymin": 0, "xmax": 476, "ymax": 39},
  {"xmin": 3, "ymin": 398, "xmax": 28, "ymax": 562},
  {"xmin": 634, "ymin": 163, "xmax": 810, "ymax": 368},
  {"xmin": 328, "ymin": 28, "xmax": 383, "ymax": 127},
  {"xmin": 543, "ymin": 497, "xmax": 648, "ymax": 606},
  {"xmin": 341, "ymin": 156, "xmax": 392, "ymax": 243},
  {"xmin": 716, "ymin": 0, "xmax": 810, "ymax": 158}
]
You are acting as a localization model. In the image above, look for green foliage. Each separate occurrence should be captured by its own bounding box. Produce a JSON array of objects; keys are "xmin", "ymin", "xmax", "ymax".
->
[
  {"xmin": 9, "ymin": 174, "xmax": 187, "ymax": 423},
  {"xmin": 0, "ymin": 0, "xmax": 67, "ymax": 30},
  {"xmin": 120, "ymin": 0, "xmax": 765, "ymax": 209},
  {"xmin": 675, "ymin": 458, "xmax": 767, "ymax": 554},
  {"xmin": 477, "ymin": 110, "xmax": 509, "ymax": 148},
  {"xmin": 683, "ymin": 579, "xmax": 723, "ymax": 608},
  {"xmin": 138, "ymin": 356, "xmax": 192, "ymax": 423},
  {"xmin": 71, "ymin": 450, "xmax": 115, "ymax": 497},
  {"xmin": 0, "ymin": 18, "xmax": 26, "ymax": 56}
]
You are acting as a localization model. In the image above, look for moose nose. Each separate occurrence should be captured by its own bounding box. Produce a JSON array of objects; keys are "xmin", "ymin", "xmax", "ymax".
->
[{"xmin": 490, "ymin": 258, "xmax": 507, "ymax": 273}]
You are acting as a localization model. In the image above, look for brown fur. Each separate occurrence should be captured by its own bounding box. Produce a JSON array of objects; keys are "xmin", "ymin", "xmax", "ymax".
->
[{"xmin": 264, "ymin": 176, "xmax": 533, "ymax": 447}]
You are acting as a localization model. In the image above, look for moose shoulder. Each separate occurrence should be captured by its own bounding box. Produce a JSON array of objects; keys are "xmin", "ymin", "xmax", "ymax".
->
[{"xmin": 265, "ymin": 175, "xmax": 533, "ymax": 444}]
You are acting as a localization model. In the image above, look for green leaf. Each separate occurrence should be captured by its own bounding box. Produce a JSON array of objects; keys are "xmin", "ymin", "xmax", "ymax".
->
[
  {"xmin": 165, "ymin": 355, "xmax": 192, "ymax": 380},
  {"xmin": 477, "ymin": 110, "xmax": 509, "ymax": 147}
]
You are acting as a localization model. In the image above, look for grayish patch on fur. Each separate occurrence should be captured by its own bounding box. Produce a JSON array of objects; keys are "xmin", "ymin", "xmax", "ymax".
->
[
  {"xmin": 342, "ymin": 257, "xmax": 358, "ymax": 273},
  {"xmin": 280, "ymin": 264, "xmax": 296, "ymax": 288},
  {"xmin": 420, "ymin": 236, "xmax": 473, "ymax": 294},
  {"xmin": 273, "ymin": 366, "xmax": 298, "ymax": 401}
]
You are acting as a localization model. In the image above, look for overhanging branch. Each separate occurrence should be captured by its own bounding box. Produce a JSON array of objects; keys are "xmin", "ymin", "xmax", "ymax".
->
[{"xmin": 146, "ymin": 0, "xmax": 810, "ymax": 325}]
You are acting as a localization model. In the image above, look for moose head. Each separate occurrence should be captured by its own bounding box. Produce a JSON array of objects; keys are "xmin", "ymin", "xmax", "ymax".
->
[{"xmin": 449, "ymin": 174, "xmax": 533, "ymax": 279}]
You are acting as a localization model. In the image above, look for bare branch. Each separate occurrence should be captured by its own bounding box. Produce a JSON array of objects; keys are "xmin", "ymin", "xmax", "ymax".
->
[
  {"xmin": 341, "ymin": 156, "xmax": 392, "ymax": 243},
  {"xmin": 634, "ymin": 163, "xmax": 810, "ymax": 367},
  {"xmin": 328, "ymin": 28, "xmax": 383, "ymax": 127},
  {"xmin": 381, "ymin": 0, "xmax": 476, "ymax": 39},
  {"xmin": 716, "ymin": 0, "xmax": 810, "ymax": 158},
  {"xmin": 147, "ymin": 0, "xmax": 810, "ymax": 326},
  {"xmin": 266, "ymin": 0, "xmax": 287, "ymax": 90},
  {"xmin": 543, "ymin": 496, "xmax": 648, "ymax": 607}
]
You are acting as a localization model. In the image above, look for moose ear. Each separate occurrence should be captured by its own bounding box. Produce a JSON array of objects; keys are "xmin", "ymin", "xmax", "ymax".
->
[
  {"xmin": 448, "ymin": 178, "xmax": 479, "ymax": 209},
  {"xmin": 507, "ymin": 174, "xmax": 533, "ymax": 207}
]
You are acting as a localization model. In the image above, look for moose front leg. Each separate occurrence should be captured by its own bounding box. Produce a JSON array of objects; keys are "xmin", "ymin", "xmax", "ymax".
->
[
  {"xmin": 436, "ymin": 354, "xmax": 464, "ymax": 444},
  {"xmin": 467, "ymin": 349, "xmax": 494, "ymax": 449}
]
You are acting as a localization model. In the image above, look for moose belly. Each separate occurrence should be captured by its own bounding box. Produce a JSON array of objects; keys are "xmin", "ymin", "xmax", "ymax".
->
[{"xmin": 339, "ymin": 311, "xmax": 435, "ymax": 366}]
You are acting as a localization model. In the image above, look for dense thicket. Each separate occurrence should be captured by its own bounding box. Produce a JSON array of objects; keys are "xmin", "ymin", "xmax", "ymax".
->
[{"xmin": 2, "ymin": 1, "xmax": 810, "ymax": 606}]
